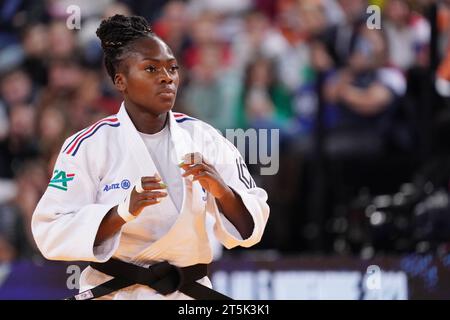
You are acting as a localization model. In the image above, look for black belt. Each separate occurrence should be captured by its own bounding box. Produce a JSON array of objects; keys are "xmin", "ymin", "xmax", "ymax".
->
[{"xmin": 66, "ymin": 258, "xmax": 231, "ymax": 300}]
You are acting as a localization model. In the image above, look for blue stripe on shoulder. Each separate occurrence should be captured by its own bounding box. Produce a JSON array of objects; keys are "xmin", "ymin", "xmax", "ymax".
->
[
  {"xmin": 71, "ymin": 122, "xmax": 120, "ymax": 156},
  {"xmin": 175, "ymin": 117, "xmax": 196, "ymax": 123},
  {"xmin": 63, "ymin": 127, "xmax": 89, "ymax": 153}
]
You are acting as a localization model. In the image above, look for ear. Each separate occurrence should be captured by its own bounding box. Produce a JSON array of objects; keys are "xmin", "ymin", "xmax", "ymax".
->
[{"xmin": 114, "ymin": 73, "xmax": 127, "ymax": 92}]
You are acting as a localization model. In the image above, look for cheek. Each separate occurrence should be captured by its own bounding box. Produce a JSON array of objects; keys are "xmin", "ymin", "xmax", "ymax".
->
[{"xmin": 126, "ymin": 74, "xmax": 155, "ymax": 95}]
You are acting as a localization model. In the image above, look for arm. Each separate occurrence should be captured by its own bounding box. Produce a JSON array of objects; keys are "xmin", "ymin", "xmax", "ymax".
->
[
  {"xmin": 180, "ymin": 154, "xmax": 254, "ymax": 239},
  {"xmin": 31, "ymin": 156, "xmax": 120, "ymax": 262},
  {"xmin": 180, "ymin": 145, "xmax": 269, "ymax": 248},
  {"xmin": 94, "ymin": 176, "xmax": 167, "ymax": 246},
  {"xmin": 32, "ymin": 140, "xmax": 166, "ymax": 261},
  {"xmin": 215, "ymin": 188, "xmax": 254, "ymax": 240},
  {"xmin": 94, "ymin": 206, "xmax": 124, "ymax": 246},
  {"xmin": 338, "ymin": 82, "xmax": 393, "ymax": 116}
]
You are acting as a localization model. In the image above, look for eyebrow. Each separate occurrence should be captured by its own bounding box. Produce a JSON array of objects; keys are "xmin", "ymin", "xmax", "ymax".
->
[{"xmin": 142, "ymin": 58, "xmax": 177, "ymax": 62}]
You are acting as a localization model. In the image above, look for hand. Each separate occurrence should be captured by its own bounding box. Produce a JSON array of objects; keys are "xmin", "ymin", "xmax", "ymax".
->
[
  {"xmin": 128, "ymin": 175, "xmax": 167, "ymax": 216},
  {"xmin": 179, "ymin": 152, "xmax": 232, "ymax": 200},
  {"xmin": 334, "ymin": 69, "xmax": 354, "ymax": 100},
  {"xmin": 98, "ymin": 175, "xmax": 167, "ymax": 243}
]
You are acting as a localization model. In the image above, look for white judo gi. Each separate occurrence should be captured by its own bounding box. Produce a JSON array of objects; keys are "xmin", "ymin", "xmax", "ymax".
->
[{"xmin": 31, "ymin": 103, "xmax": 270, "ymax": 300}]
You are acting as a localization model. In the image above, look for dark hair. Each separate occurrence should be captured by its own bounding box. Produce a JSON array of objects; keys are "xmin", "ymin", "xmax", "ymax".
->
[{"xmin": 96, "ymin": 14, "xmax": 154, "ymax": 83}]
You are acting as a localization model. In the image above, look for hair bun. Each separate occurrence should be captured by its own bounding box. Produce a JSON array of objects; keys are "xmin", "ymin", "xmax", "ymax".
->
[
  {"xmin": 102, "ymin": 41, "xmax": 123, "ymax": 48},
  {"xmin": 96, "ymin": 14, "xmax": 154, "ymax": 82}
]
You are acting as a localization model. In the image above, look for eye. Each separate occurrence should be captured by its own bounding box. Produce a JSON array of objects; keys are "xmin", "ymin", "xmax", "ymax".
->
[
  {"xmin": 146, "ymin": 66, "xmax": 157, "ymax": 73},
  {"xmin": 170, "ymin": 65, "xmax": 179, "ymax": 73}
]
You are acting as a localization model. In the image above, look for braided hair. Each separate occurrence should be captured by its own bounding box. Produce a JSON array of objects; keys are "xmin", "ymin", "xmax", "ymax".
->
[{"xmin": 96, "ymin": 14, "xmax": 154, "ymax": 83}]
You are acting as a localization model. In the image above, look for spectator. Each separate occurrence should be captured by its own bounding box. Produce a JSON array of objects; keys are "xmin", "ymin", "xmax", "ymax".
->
[
  {"xmin": 180, "ymin": 11, "xmax": 238, "ymax": 131},
  {"xmin": 152, "ymin": 1, "xmax": 192, "ymax": 61},
  {"xmin": 0, "ymin": 104, "xmax": 39, "ymax": 179},
  {"xmin": 235, "ymin": 56, "xmax": 293, "ymax": 130},
  {"xmin": 21, "ymin": 23, "xmax": 49, "ymax": 86},
  {"xmin": 323, "ymin": 28, "xmax": 406, "ymax": 157},
  {"xmin": 0, "ymin": 160, "xmax": 47, "ymax": 261},
  {"xmin": 322, "ymin": 0, "xmax": 368, "ymax": 68},
  {"xmin": 0, "ymin": 67, "xmax": 37, "ymax": 110},
  {"xmin": 384, "ymin": 0, "xmax": 430, "ymax": 71},
  {"xmin": 231, "ymin": 10, "xmax": 289, "ymax": 76},
  {"xmin": 36, "ymin": 106, "xmax": 70, "ymax": 160},
  {"xmin": 47, "ymin": 20, "xmax": 78, "ymax": 59}
]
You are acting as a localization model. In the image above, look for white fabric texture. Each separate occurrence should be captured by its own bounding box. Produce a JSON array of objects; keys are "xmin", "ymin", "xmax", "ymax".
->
[{"xmin": 138, "ymin": 121, "xmax": 184, "ymax": 213}]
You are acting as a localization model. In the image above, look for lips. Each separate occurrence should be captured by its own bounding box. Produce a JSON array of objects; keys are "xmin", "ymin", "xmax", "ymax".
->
[{"xmin": 157, "ymin": 87, "xmax": 176, "ymax": 97}]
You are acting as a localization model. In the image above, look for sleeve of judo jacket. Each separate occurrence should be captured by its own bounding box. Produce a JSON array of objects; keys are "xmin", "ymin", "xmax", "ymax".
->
[
  {"xmin": 206, "ymin": 133, "xmax": 270, "ymax": 249},
  {"xmin": 31, "ymin": 141, "xmax": 122, "ymax": 262}
]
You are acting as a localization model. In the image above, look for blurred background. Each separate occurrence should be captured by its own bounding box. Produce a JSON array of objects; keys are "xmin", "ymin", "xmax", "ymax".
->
[{"xmin": 1, "ymin": 0, "xmax": 450, "ymax": 299}]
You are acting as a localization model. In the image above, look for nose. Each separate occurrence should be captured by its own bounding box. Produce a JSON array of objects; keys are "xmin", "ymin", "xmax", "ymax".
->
[{"xmin": 159, "ymin": 67, "xmax": 173, "ymax": 84}]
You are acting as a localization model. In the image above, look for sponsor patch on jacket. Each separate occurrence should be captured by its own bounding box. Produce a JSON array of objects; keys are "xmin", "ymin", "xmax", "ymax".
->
[
  {"xmin": 103, "ymin": 179, "xmax": 131, "ymax": 192},
  {"xmin": 48, "ymin": 170, "xmax": 75, "ymax": 191}
]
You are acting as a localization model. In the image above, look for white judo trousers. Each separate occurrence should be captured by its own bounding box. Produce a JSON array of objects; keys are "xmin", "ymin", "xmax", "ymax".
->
[{"xmin": 31, "ymin": 103, "xmax": 270, "ymax": 300}]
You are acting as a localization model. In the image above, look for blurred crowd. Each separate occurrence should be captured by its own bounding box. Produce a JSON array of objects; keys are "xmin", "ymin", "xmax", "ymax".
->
[{"xmin": 1, "ymin": 0, "xmax": 450, "ymax": 262}]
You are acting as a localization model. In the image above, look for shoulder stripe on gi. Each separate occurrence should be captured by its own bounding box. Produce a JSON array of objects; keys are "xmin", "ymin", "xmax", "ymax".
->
[
  {"xmin": 64, "ymin": 117, "xmax": 120, "ymax": 156},
  {"xmin": 173, "ymin": 112, "xmax": 196, "ymax": 123},
  {"xmin": 63, "ymin": 127, "xmax": 89, "ymax": 153}
]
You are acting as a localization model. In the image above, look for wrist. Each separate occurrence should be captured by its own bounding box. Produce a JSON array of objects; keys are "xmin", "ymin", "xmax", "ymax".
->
[
  {"xmin": 216, "ymin": 186, "xmax": 234, "ymax": 201},
  {"xmin": 117, "ymin": 199, "xmax": 137, "ymax": 223}
]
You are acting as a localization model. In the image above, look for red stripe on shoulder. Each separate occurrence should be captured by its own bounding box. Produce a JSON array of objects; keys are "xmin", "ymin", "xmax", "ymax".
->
[{"xmin": 65, "ymin": 117, "xmax": 118, "ymax": 154}]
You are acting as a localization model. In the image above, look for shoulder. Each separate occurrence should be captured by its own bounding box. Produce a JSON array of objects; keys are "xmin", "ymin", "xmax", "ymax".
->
[
  {"xmin": 376, "ymin": 67, "xmax": 406, "ymax": 97},
  {"xmin": 409, "ymin": 13, "xmax": 430, "ymax": 40},
  {"xmin": 172, "ymin": 111, "xmax": 238, "ymax": 157},
  {"xmin": 173, "ymin": 111, "xmax": 222, "ymax": 137},
  {"xmin": 61, "ymin": 114, "xmax": 120, "ymax": 158}
]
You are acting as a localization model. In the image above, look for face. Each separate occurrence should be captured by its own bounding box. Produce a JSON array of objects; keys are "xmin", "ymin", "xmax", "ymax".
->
[
  {"xmin": 349, "ymin": 30, "xmax": 386, "ymax": 72},
  {"xmin": 338, "ymin": 0, "xmax": 366, "ymax": 23},
  {"xmin": 0, "ymin": 70, "xmax": 32, "ymax": 105},
  {"xmin": 386, "ymin": 0, "xmax": 410, "ymax": 24},
  {"xmin": 115, "ymin": 36, "xmax": 180, "ymax": 116},
  {"xmin": 249, "ymin": 59, "xmax": 271, "ymax": 87}
]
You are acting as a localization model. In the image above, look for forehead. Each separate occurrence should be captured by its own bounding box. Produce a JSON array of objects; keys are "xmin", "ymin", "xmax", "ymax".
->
[{"xmin": 128, "ymin": 36, "xmax": 175, "ymax": 61}]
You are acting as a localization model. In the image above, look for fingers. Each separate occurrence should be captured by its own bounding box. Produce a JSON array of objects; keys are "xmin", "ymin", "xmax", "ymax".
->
[
  {"xmin": 133, "ymin": 198, "xmax": 162, "ymax": 215},
  {"xmin": 136, "ymin": 175, "xmax": 166, "ymax": 193},
  {"xmin": 192, "ymin": 171, "xmax": 211, "ymax": 181},
  {"xmin": 138, "ymin": 199, "xmax": 162, "ymax": 207},
  {"xmin": 141, "ymin": 181, "xmax": 167, "ymax": 191},
  {"xmin": 136, "ymin": 190, "xmax": 168, "ymax": 201},
  {"xmin": 179, "ymin": 152, "xmax": 212, "ymax": 178},
  {"xmin": 181, "ymin": 163, "xmax": 209, "ymax": 177},
  {"xmin": 137, "ymin": 192, "xmax": 167, "ymax": 208},
  {"xmin": 179, "ymin": 152, "xmax": 211, "ymax": 167},
  {"xmin": 141, "ymin": 175, "xmax": 161, "ymax": 184},
  {"xmin": 181, "ymin": 152, "xmax": 202, "ymax": 165},
  {"xmin": 130, "ymin": 190, "xmax": 167, "ymax": 215}
]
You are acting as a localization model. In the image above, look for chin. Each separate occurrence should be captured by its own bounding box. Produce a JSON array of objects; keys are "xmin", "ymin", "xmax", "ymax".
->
[{"xmin": 153, "ymin": 102, "xmax": 174, "ymax": 115}]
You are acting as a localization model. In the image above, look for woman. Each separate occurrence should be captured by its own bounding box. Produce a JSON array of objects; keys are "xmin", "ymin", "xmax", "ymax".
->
[{"xmin": 31, "ymin": 15, "xmax": 269, "ymax": 300}]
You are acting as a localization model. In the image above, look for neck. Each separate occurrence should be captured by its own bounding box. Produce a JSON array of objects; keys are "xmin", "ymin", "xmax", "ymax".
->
[{"xmin": 124, "ymin": 97, "xmax": 168, "ymax": 134}]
